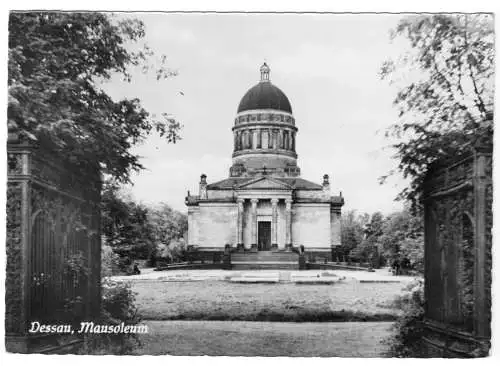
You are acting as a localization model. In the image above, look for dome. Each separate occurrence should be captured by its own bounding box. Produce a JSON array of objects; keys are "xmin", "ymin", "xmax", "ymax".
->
[{"xmin": 237, "ymin": 63, "xmax": 292, "ymax": 114}]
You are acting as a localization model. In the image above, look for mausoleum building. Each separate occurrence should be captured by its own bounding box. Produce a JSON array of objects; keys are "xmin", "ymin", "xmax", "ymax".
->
[{"xmin": 186, "ymin": 63, "xmax": 344, "ymax": 261}]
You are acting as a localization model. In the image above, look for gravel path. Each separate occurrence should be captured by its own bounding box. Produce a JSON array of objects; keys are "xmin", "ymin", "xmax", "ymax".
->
[{"xmin": 113, "ymin": 268, "xmax": 417, "ymax": 284}]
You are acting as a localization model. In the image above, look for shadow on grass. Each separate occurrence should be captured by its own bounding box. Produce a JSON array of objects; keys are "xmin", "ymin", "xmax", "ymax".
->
[{"xmin": 143, "ymin": 309, "xmax": 398, "ymax": 322}]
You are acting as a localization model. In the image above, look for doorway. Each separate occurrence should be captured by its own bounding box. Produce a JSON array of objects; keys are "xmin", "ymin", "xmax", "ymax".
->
[{"xmin": 258, "ymin": 221, "xmax": 271, "ymax": 251}]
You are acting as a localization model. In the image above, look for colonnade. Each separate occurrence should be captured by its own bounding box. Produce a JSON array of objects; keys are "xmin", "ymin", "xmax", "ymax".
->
[
  {"xmin": 236, "ymin": 197, "xmax": 292, "ymax": 250},
  {"xmin": 234, "ymin": 128, "xmax": 295, "ymax": 152}
]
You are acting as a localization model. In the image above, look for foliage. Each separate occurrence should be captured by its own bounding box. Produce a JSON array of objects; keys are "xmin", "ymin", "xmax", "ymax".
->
[
  {"xmin": 343, "ymin": 211, "xmax": 386, "ymax": 266},
  {"xmin": 150, "ymin": 202, "xmax": 188, "ymax": 263},
  {"xmin": 380, "ymin": 14, "xmax": 494, "ymax": 208},
  {"xmin": 157, "ymin": 237, "xmax": 188, "ymax": 263},
  {"xmin": 8, "ymin": 12, "xmax": 181, "ymax": 183},
  {"xmin": 342, "ymin": 208, "xmax": 424, "ymax": 271},
  {"xmin": 79, "ymin": 278, "xmax": 141, "ymax": 354},
  {"xmin": 101, "ymin": 244, "xmax": 122, "ymax": 277},
  {"xmin": 383, "ymin": 279, "xmax": 425, "ymax": 357},
  {"xmin": 458, "ymin": 231, "xmax": 475, "ymax": 330},
  {"xmin": 340, "ymin": 210, "xmax": 368, "ymax": 258},
  {"xmin": 101, "ymin": 183, "xmax": 155, "ymax": 260},
  {"xmin": 149, "ymin": 202, "xmax": 188, "ymax": 247},
  {"xmin": 360, "ymin": 212, "xmax": 385, "ymax": 266},
  {"xmin": 398, "ymin": 237, "xmax": 424, "ymax": 273},
  {"xmin": 100, "ymin": 278, "xmax": 140, "ymax": 324},
  {"xmin": 378, "ymin": 208, "xmax": 424, "ymax": 272},
  {"xmin": 101, "ymin": 183, "xmax": 188, "ymax": 267}
]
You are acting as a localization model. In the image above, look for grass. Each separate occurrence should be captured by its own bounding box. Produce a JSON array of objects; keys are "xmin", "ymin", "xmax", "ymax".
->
[
  {"xmin": 132, "ymin": 280, "xmax": 405, "ymax": 322},
  {"xmin": 133, "ymin": 320, "xmax": 393, "ymax": 356}
]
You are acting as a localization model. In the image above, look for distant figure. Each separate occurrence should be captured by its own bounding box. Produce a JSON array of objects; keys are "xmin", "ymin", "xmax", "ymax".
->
[
  {"xmin": 401, "ymin": 257, "xmax": 411, "ymax": 271},
  {"xmin": 133, "ymin": 263, "xmax": 141, "ymax": 275},
  {"xmin": 392, "ymin": 259, "xmax": 401, "ymax": 276}
]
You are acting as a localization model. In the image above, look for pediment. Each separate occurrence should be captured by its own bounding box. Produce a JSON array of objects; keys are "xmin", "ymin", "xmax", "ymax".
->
[{"xmin": 236, "ymin": 177, "xmax": 292, "ymax": 191}]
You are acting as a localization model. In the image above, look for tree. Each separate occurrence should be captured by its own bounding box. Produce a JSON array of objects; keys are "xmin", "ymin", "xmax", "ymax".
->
[
  {"xmin": 360, "ymin": 212, "xmax": 385, "ymax": 266},
  {"xmin": 8, "ymin": 12, "xmax": 181, "ymax": 183},
  {"xmin": 101, "ymin": 184, "xmax": 188, "ymax": 265},
  {"xmin": 149, "ymin": 203, "xmax": 188, "ymax": 247},
  {"xmin": 101, "ymin": 183, "xmax": 156, "ymax": 261},
  {"xmin": 149, "ymin": 202, "xmax": 188, "ymax": 264},
  {"xmin": 380, "ymin": 14, "xmax": 493, "ymax": 207},
  {"xmin": 378, "ymin": 208, "xmax": 423, "ymax": 272},
  {"xmin": 340, "ymin": 210, "xmax": 369, "ymax": 261}
]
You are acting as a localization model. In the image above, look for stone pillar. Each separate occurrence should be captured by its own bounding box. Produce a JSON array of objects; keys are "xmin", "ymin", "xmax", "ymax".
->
[
  {"xmin": 250, "ymin": 198, "xmax": 258, "ymax": 251},
  {"xmin": 474, "ymin": 153, "xmax": 488, "ymax": 337},
  {"xmin": 285, "ymin": 198, "xmax": 292, "ymax": 249},
  {"xmin": 245, "ymin": 130, "xmax": 251, "ymax": 149},
  {"xmin": 6, "ymin": 150, "xmax": 31, "ymax": 352},
  {"xmin": 237, "ymin": 198, "xmax": 244, "ymax": 251},
  {"xmin": 322, "ymin": 174, "xmax": 330, "ymax": 193},
  {"xmin": 271, "ymin": 198, "xmax": 279, "ymax": 250},
  {"xmin": 199, "ymin": 174, "xmax": 207, "ymax": 199},
  {"xmin": 268, "ymin": 129, "xmax": 273, "ymax": 149},
  {"xmin": 257, "ymin": 129, "xmax": 262, "ymax": 149}
]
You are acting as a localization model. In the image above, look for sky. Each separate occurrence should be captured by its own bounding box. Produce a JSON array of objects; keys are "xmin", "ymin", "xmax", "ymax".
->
[{"xmin": 104, "ymin": 13, "xmax": 411, "ymax": 215}]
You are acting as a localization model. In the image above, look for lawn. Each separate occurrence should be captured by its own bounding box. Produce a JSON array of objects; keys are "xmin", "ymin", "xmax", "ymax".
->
[
  {"xmin": 134, "ymin": 320, "xmax": 393, "ymax": 356},
  {"xmin": 132, "ymin": 279, "xmax": 405, "ymax": 321}
]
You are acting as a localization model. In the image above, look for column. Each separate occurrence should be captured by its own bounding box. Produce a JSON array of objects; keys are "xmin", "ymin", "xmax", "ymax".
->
[
  {"xmin": 285, "ymin": 198, "xmax": 292, "ymax": 249},
  {"xmin": 268, "ymin": 129, "xmax": 273, "ymax": 149},
  {"xmin": 250, "ymin": 198, "xmax": 258, "ymax": 251},
  {"xmin": 243, "ymin": 130, "xmax": 248, "ymax": 149},
  {"xmin": 246, "ymin": 130, "xmax": 251, "ymax": 149},
  {"xmin": 237, "ymin": 198, "xmax": 244, "ymax": 250},
  {"xmin": 257, "ymin": 129, "xmax": 262, "ymax": 149},
  {"xmin": 271, "ymin": 198, "xmax": 278, "ymax": 250}
]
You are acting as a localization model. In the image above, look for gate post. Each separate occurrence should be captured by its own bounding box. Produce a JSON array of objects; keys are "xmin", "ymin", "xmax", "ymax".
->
[
  {"xmin": 5, "ymin": 131, "xmax": 102, "ymax": 353},
  {"xmin": 5, "ymin": 133, "xmax": 32, "ymax": 352}
]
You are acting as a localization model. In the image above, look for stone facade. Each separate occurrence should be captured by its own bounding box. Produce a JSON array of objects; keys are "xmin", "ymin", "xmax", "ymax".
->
[{"xmin": 186, "ymin": 64, "xmax": 344, "ymax": 261}]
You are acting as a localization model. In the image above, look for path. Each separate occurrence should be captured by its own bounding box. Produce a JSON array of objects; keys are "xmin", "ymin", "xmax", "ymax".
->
[
  {"xmin": 134, "ymin": 320, "xmax": 393, "ymax": 357},
  {"xmin": 113, "ymin": 267, "xmax": 417, "ymax": 284}
]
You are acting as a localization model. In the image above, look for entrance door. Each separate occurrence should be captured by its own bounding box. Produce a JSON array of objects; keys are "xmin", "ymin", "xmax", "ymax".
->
[{"xmin": 258, "ymin": 221, "xmax": 271, "ymax": 251}]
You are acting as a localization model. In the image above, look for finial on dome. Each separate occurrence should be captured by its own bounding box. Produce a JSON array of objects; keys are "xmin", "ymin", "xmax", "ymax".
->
[{"xmin": 260, "ymin": 62, "xmax": 270, "ymax": 82}]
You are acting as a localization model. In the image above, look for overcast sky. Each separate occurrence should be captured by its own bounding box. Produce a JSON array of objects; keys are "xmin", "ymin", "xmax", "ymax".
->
[{"xmin": 104, "ymin": 13, "xmax": 411, "ymax": 215}]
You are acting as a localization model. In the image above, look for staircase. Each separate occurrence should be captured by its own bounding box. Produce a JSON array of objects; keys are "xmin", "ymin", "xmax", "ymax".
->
[{"xmin": 231, "ymin": 251, "xmax": 299, "ymax": 270}]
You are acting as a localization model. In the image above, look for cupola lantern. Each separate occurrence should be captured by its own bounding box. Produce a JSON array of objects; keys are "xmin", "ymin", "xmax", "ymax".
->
[{"xmin": 260, "ymin": 62, "xmax": 270, "ymax": 82}]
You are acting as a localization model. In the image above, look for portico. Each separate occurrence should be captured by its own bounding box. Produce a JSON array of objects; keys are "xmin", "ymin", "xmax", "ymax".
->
[{"xmin": 236, "ymin": 195, "xmax": 293, "ymax": 251}]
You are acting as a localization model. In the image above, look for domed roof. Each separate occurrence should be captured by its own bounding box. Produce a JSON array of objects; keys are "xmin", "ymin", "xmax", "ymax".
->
[{"xmin": 237, "ymin": 63, "xmax": 292, "ymax": 114}]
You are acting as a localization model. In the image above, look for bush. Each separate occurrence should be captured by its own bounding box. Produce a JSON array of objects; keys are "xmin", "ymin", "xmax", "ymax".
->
[
  {"xmin": 156, "ymin": 237, "xmax": 187, "ymax": 264},
  {"xmin": 101, "ymin": 244, "xmax": 123, "ymax": 277},
  {"xmin": 382, "ymin": 279, "xmax": 425, "ymax": 357},
  {"xmin": 79, "ymin": 278, "xmax": 141, "ymax": 354}
]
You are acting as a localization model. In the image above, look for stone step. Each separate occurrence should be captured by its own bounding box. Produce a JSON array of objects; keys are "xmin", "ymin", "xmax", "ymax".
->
[
  {"xmin": 231, "ymin": 256, "xmax": 298, "ymax": 263},
  {"xmin": 231, "ymin": 262, "xmax": 299, "ymax": 270},
  {"xmin": 232, "ymin": 258, "xmax": 297, "ymax": 262}
]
